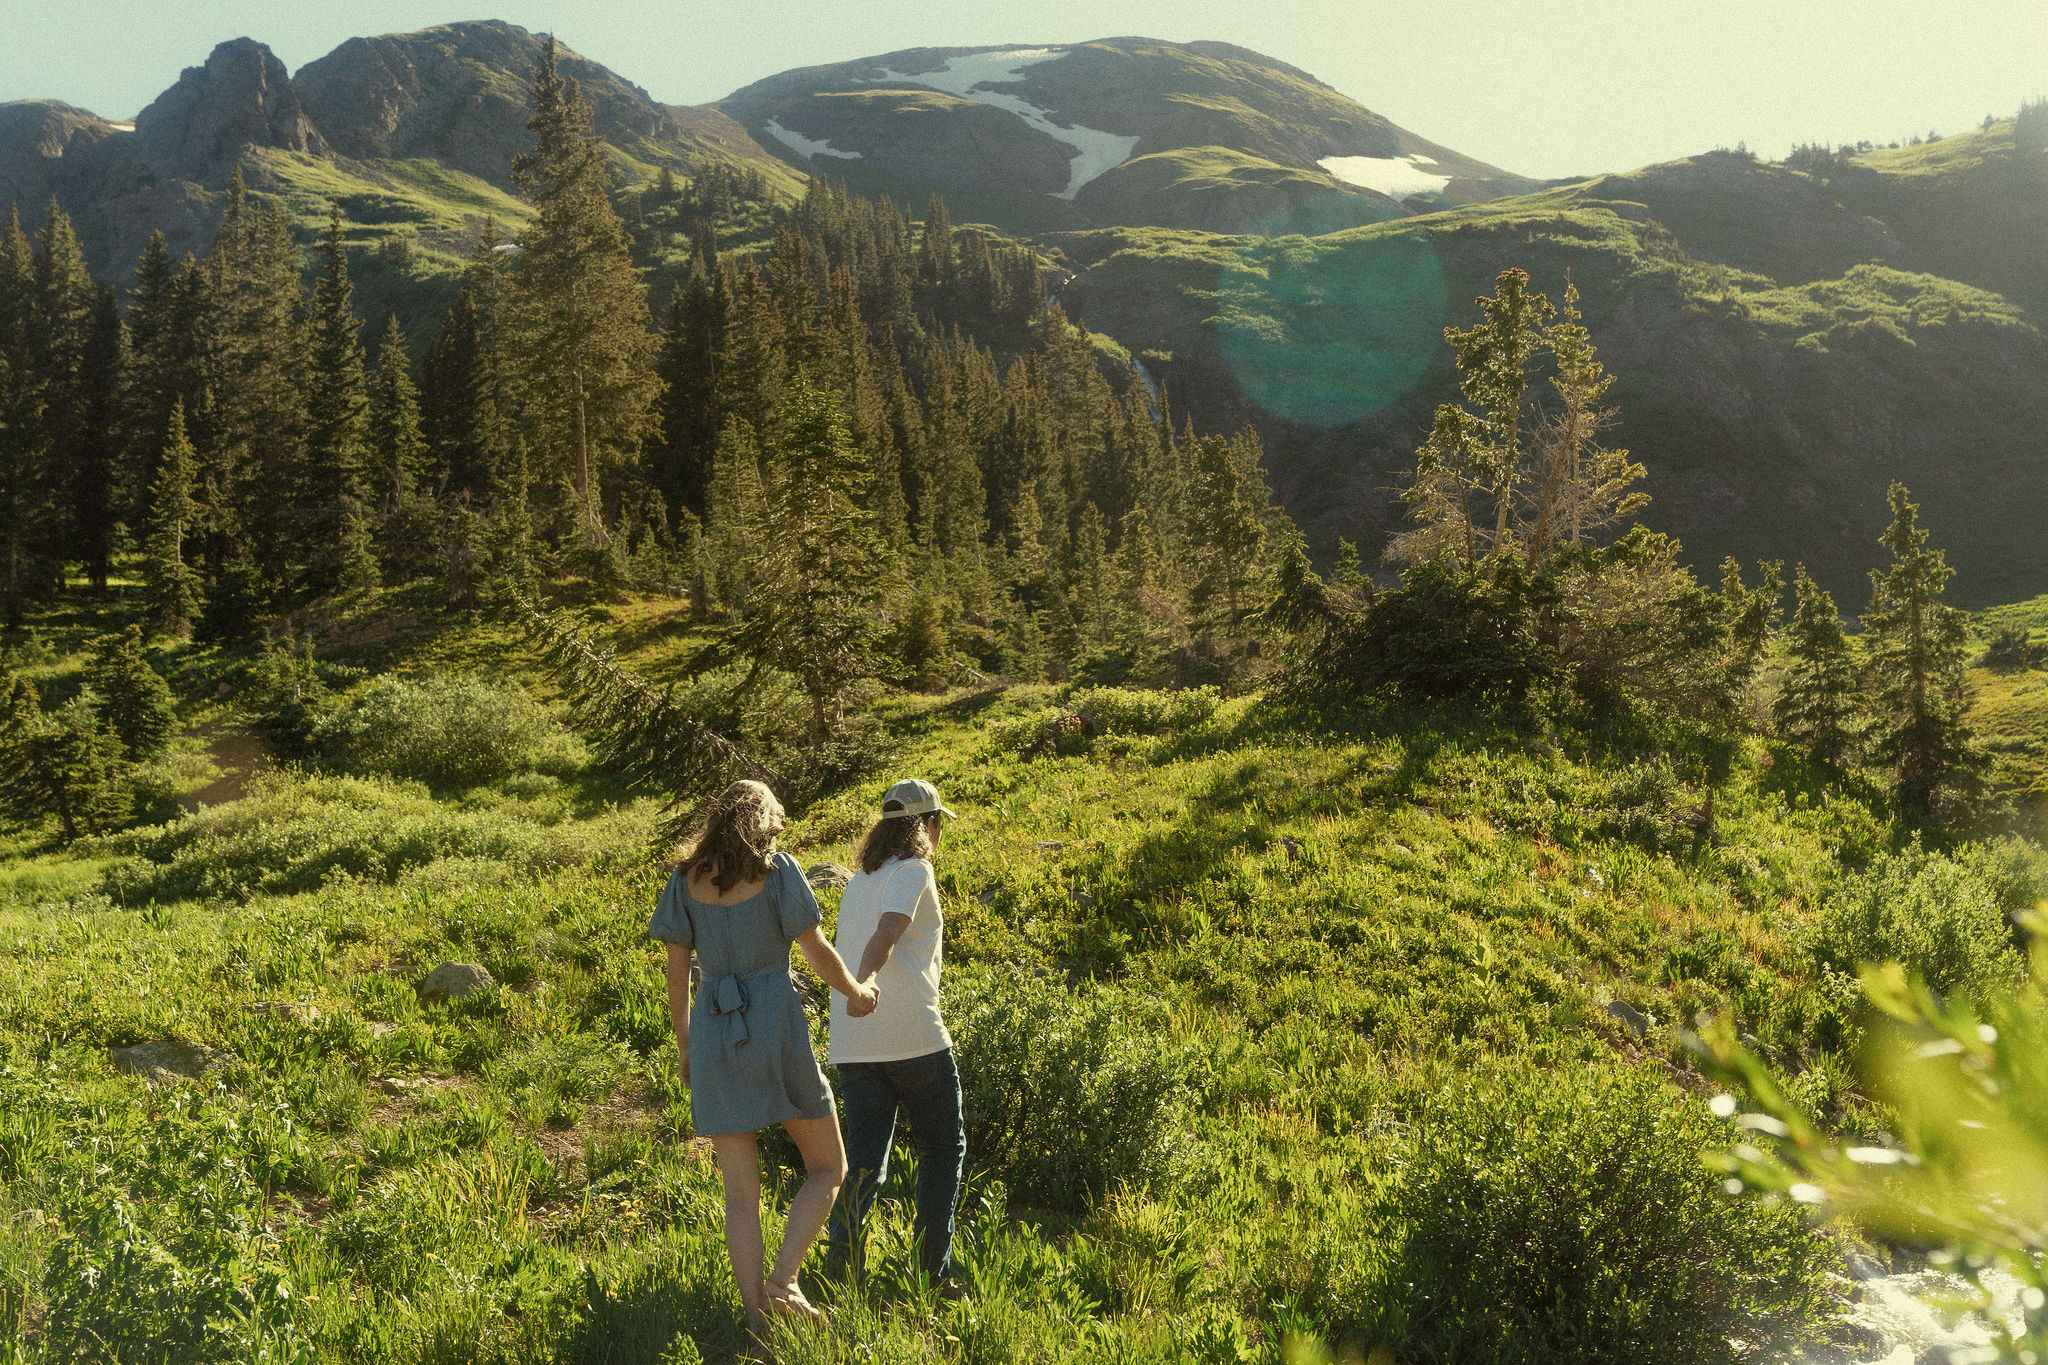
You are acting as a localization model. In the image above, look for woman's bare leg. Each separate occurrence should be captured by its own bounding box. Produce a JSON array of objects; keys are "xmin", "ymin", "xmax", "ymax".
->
[
  {"xmin": 711, "ymin": 1133, "xmax": 768, "ymax": 1334},
  {"xmin": 767, "ymin": 1113, "xmax": 849, "ymax": 1304}
]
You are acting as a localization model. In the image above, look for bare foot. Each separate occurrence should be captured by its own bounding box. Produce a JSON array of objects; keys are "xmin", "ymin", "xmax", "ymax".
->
[{"xmin": 763, "ymin": 1279, "xmax": 826, "ymax": 1326}]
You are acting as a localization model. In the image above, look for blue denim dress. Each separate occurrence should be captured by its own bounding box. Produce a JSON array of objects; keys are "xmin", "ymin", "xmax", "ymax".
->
[{"xmin": 648, "ymin": 851, "xmax": 834, "ymax": 1136}]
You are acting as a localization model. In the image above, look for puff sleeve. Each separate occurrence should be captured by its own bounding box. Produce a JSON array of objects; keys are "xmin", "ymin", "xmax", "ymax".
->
[
  {"xmin": 648, "ymin": 869, "xmax": 695, "ymax": 946},
  {"xmin": 772, "ymin": 852, "xmax": 822, "ymax": 941}
]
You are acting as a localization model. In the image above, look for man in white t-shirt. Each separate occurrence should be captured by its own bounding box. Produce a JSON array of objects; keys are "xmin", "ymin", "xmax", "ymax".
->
[{"xmin": 822, "ymin": 777, "xmax": 966, "ymax": 1292}]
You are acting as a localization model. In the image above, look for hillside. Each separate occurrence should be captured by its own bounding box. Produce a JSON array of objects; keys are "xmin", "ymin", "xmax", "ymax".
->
[
  {"xmin": 719, "ymin": 38, "xmax": 1536, "ymax": 236},
  {"xmin": 0, "ymin": 23, "xmax": 802, "ymax": 342},
  {"xmin": 1053, "ymin": 120, "xmax": 2048, "ymax": 607},
  {"xmin": 4, "ymin": 25, "xmax": 2047, "ymax": 604},
  {"xmin": 11, "ymin": 582, "xmax": 2036, "ymax": 1361}
]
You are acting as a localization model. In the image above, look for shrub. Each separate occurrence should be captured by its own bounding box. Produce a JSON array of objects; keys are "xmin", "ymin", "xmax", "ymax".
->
[
  {"xmin": 1384, "ymin": 1060, "xmax": 1834, "ymax": 1364},
  {"xmin": 99, "ymin": 771, "xmax": 650, "ymax": 904},
  {"xmin": 1980, "ymin": 622, "xmax": 2047, "ymax": 671},
  {"xmin": 949, "ymin": 972, "xmax": 1199, "ymax": 1212},
  {"xmin": 1807, "ymin": 845, "xmax": 2028, "ymax": 997},
  {"xmin": 315, "ymin": 673, "xmax": 585, "ymax": 788},
  {"xmin": 1591, "ymin": 760, "xmax": 1699, "ymax": 854},
  {"xmin": 987, "ymin": 687, "xmax": 1221, "ymax": 760}
]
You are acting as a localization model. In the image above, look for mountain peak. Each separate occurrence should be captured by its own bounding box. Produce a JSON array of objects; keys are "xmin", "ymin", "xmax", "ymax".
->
[
  {"xmin": 133, "ymin": 38, "xmax": 326, "ymax": 178},
  {"xmin": 293, "ymin": 20, "xmax": 673, "ymax": 188}
]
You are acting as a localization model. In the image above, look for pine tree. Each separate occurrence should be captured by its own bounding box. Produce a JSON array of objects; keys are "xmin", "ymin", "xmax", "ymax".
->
[
  {"xmin": 301, "ymin": 203, "xmax": 372, "ymax": 596},
  {"xmin": 203, "ymin": 167, "xmax": 308, "ymax": 595},
  {"xmin": 1775, "ymin": 565, "xmax": 1860, "ymax": 767},
  {"xmin": 367, "ymin": 315, "xmax": 426, "ymax": 512},
  {"xmin": 0, "ymin": 675, "xmax": 125, "ymax": 843},
  {"xmin": 917, "ymin": 196, "xmax": 956, "ymax": 287},
  {"xmin": 649, "ymin": 271, "xmax": 728, "ymax": 522},
  {"xmin": 421, "ymin": 231, "xmax": 510, "ymax": 502},
  {"xmin": 705, "ymin": 417, "xmax": 767, "ymax": 613},
  {"xmin": 0, "ymin": 351, "xmax": 50, "ymax": 627},
  {"xmin": 738, "ymin": 376, "xmax": 888, "ymax": 743},
  {"xmin": 141, "ymin": 401, "xmax": 202, "ymax": 637},
  {"xmin": 1184, "ymin": 432, "xmax": 1271, "ymax": 634},
  {"xmin": 336, "ymin": 498, "xmax": 382, "ymax": 605},
  {"xmin": 1863, "ymin": 483, "xmax": 1976, "ymax": 820},
  {"xmin": 0, "ymin": 211, "xmax": 52, "ymax": 621},
  {"xmin": 507, "ymin": 37, "xmax": 659, "ymax": 522},
  {"xmin": 71, "ymin": 286, "xmax": 126, "ymax": 591},
  {"xmin": 85, "ymin": 624, "xmax": 177, "ymax": 761},
  {"xmin": 32, "ymin": 203, "xmax": 97, "ymax": 586},
  {"xmin": 484, "ymin": 442, "xmax": 538, "ymax": 600}
]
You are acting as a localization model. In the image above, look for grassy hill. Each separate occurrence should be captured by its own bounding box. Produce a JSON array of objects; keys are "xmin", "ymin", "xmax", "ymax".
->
[
  {"xmin": 1052, "ymin": 118, "xmax": 2048, "ymax": 608},
  {"xmin": 2, "ymin": 580, "xmax": 2040, "ymax": 1360},
  {"xmin": 718, "ymin": 37, "xmax": 1535, "ymax": 238}
]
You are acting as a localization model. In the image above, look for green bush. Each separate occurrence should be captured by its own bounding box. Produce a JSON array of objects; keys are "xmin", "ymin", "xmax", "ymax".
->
[
  {"xmin": 315, "ymin": 673, "xmax": 585, "ymax": 789},
  {"xmin": 1069, "ymin": 686, "xmax": 1221, "ymax": 736},
  {"xmin": 949, "ymin": 972, "xmax": 1199, "ymax": 1212},
  {"xmin": 987, "ymin": 687, "xmax": 1221, "ymax": 759},
  {"xmin": 99, "ymin": 771, "xmax": 650, "ymax": 904},
  {"xmin": 1806, "ymin": 845, "xmax": 2028, "ymax": 997},
  {"xmin": 1592, "ymin": 760, "xmax": 1699, "ymax": 854},
  {"xmin": 1384, "ymin": 1060, "xmax": 1834, "ymax": 1364}
]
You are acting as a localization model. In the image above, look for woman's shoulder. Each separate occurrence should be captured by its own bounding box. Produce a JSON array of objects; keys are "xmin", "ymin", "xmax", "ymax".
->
[{"xmin": 768, "ymin": 850, "xmax": 802, "ymax": 877}]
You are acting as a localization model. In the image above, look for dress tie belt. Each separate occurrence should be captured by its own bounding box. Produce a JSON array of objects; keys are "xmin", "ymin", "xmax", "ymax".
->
[{"xmin": 704, "ymin": 966, "xmax": 787, "ymax": 1048}]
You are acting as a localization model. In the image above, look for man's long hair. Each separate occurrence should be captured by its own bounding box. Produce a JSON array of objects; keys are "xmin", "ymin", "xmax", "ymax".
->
[
  {"xmin": 676, "ymin": 779, "xmax": 783, "ymax": 892},
  {"xmin": 856, "ymin": 800, "xmax": 936, "ymax": 875}
]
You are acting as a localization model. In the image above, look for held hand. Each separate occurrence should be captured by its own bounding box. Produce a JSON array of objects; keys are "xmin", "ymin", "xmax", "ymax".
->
[
  {"xmin": 677, "ymin": 1045, "xmax": 691, "ymax": 1090},
  {"xmin": 846, "ymin": 980, "xmax": 881, "ymax": 1018}
]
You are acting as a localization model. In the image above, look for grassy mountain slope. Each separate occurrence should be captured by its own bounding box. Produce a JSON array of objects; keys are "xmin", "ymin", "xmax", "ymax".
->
[
  {"xmin": 0, "ymin": 22, "xmax": 800, "ymax": 309},
  {"xmin": 1053, "ymin": 119, "xmax": 2048, "ymax": 607},
  {"xmin": 719, "ymin": 37, "xmax": 1534, "ymax": 237},
  {"xmin": 7, "ymin": 586, "xmax": 1974, "ymax": 1360}
]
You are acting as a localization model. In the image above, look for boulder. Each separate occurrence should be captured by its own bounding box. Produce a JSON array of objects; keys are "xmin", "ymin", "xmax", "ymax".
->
[
  {"xmin": 417, "ymin": 961, "xmax": 495, "ymax": 1005},
  {"xmin": 1602, "ymin": 1000, "xmax": 1655, "ymax": 1037},
  {"xmin": 110, "ymin": 1040, "xmax": 235, "ymax": 1083},
  {"xmin": 805, "ymin": 862, "xmax": 854, "ymax": 890}
]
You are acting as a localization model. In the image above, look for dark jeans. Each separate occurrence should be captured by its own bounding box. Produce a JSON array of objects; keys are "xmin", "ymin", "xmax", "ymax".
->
[{"xmin": 825, "ymin": 1047, "xmax": 965, "ymax": 1283}]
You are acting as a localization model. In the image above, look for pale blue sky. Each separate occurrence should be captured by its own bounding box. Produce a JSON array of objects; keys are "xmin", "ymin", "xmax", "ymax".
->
[{"xmin": 5, "ymin": 1, "xmax": 2043, "ymax": 179}]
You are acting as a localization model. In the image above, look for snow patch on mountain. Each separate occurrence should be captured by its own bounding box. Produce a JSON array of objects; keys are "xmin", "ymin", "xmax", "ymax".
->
[
  {"xmin": 858, "ymin": 47, "xmax": 1138, "ymax": 200},
  {"xmin": 763, "ymin": 116, "xmax": 862, "ymax": 160},
  {"xmin": 1318, "ymin": 154, "xmax": 1451, "ymax": 200}
]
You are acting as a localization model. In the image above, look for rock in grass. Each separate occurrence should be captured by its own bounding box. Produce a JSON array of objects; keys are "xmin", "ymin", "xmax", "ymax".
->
[
  {"xmin": 1603, "ymin": 1000, "xmax": 1655, "ymax": 1037},
  {"xmin": 417, "ymin": 961, "xmax": 494, "ymax": 1005},
  {"xmin": 805, "ymin": 862, "xmax": 854, "ymax": 890},
  {"xmin": 110, "ymin": 1040, "xmax": 235, "ymax": 1083}
]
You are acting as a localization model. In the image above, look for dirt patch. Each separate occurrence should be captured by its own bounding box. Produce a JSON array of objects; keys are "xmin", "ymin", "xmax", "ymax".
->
[{"xmin": 184, "ymin": 726, "xmax": 271, "ymax": 810}]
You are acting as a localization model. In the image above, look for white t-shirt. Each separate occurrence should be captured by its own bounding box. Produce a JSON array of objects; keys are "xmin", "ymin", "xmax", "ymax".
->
[{"xmin": 828, "ymin": 855, "xmax": 952, "ymax": 1064}]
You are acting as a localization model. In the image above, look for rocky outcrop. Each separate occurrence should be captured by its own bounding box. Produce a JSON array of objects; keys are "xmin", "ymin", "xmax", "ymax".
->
[
  {"xmin": 294, "ymin": 21, "xmax": 677, "ymax": 190},
  {"xmin": 417, "ymin": 961, "xmax": 495, "ymax": 1005},
  {"xmin": 134, "ymin": 38, "xmax": 326, "ymax": 178},
  {"xmin": 110, "ymin": 1040, "xmax": 237, "ymax": 1083}
]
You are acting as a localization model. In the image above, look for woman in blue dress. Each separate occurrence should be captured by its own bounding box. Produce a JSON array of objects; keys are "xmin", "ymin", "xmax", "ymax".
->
[{"xmin": 651, "ymin": 779, "xmax": 879, "ymax": 1333}]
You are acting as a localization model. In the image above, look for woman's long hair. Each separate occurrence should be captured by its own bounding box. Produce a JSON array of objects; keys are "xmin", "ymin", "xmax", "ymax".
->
[
  {"xmin": 856, "ymin": 800, "xmax": 937, "ymax": 875},
  {"xmin": 676, "ymin": 779, "xmax": 784, "ymax": 892}
]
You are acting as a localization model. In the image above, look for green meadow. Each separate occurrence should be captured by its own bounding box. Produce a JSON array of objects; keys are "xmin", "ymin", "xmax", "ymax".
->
[{"xmin": 3, "ymin": 592, "xmax": 2041, "ymax": 1363}]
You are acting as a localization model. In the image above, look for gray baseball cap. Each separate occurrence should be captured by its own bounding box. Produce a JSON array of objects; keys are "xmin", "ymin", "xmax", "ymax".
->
[{"xmin": 880, "ymin": 777, "xmax": 957, "ymax": 819}]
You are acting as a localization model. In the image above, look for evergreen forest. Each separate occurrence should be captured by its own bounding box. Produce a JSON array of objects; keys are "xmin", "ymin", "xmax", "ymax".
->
[{"xmin": 2, "ymin": 37, "xmax": 2047, "ymax": 1365}]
